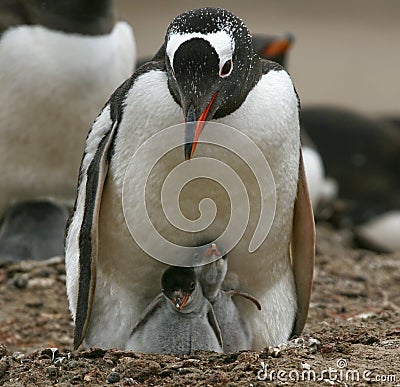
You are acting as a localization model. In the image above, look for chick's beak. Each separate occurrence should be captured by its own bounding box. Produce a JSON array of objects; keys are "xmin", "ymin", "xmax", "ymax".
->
[
  {"xmin": 203, "ymin": 243, "xmax": 222, "ymax": 258},
  {"xmin": 173, "ymin": 294, "xmax": 190, "ymax": 311},
  {"xmin": 184, "ymin": 91, "xmax": 218, "ymax": 160}
]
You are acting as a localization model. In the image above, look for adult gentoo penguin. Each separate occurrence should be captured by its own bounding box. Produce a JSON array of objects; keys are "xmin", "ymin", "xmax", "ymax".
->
[
  {"xmin": 66, "ymin": 7, "xmax": 314, "ymax": 350},
  {"xmin": 0, "ymin": 0, "xmax": 136, "ymax": 258}
]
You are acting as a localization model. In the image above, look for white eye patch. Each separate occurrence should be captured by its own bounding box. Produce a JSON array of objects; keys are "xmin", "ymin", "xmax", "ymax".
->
[{"xmin": 166, "ymin": 31, "xmax": 234, "ymax": 74}]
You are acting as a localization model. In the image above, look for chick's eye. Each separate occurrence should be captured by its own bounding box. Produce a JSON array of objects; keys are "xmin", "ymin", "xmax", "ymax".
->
[
  {"xmin": 190, "ymin": 282, "xmax": 195, "ymax": 291},
  {"xmin": 220, "ymin": 59, "xmax": 233, "ymax": 77}
]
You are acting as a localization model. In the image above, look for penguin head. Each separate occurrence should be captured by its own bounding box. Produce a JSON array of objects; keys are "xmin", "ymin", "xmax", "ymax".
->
[
  {"xmin": 161, "ymin": 266, "xmax": 199, "ymax": 312},
  {"xmin": 194, "ymin": 243, "xmax": 228, "ymax": 301},
  {"xmin": 165, "ymin": 7, "xmax": 262, "ymax": 159},
  {"xmin": 25, "ymin": 0, "xmax": 114, "ymax": 35},
  {"xmin": 252, "ymin": 32, "xmax": 294, "ymax": 67}
]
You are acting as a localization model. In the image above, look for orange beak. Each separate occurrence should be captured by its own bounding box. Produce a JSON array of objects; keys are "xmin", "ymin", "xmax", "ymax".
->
[
  {"xmin": 175, "ymin": 294, "xmax": 190, "ymax": 311},
  {"xmin": 262, "ymin": 37, "xmax": 292, "ymax": 58},
  {"xmin": 184, "ymin": 91, "xmax": 218, "ymax": 160},
  {"xmin": 203, "ymin": 243, "xmax": 222, "ymax": 258}
]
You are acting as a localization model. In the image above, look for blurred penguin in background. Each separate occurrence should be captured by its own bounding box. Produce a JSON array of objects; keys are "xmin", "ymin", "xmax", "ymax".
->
[
  {"xmin": 0, "ymin": 0, "xmax": 136, "ymax": 261},
  {"xmin": 301, "ymin": 106, "xmax": 400, "ymax": 253},
  {"xmin": 253, "ymin": 31, "xmax": 400, "ymax": 252},
  {"xmin": 251, "ymin": 33, "xmax": 335, "ymax": 216}
]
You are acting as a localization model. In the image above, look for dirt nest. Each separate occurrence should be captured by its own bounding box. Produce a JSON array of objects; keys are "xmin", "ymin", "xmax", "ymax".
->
[{"xmin": 0, "ymin": 223, "xmax": 399, "ymax": 386}]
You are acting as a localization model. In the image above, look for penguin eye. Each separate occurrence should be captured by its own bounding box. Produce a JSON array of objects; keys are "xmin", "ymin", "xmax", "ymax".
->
[
  {"xmin": 219, "ymin": 59, "xmax": 233, "ymax": 77},
  {"xmin": 190, "ymin": 282, "xmax": 195, "ymax": 291}
]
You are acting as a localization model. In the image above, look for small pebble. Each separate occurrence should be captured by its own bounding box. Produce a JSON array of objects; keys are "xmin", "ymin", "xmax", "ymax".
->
[
  {"xmin": 41, "ymin": 348, "xmax": 59, "ymax": 360},
  {"xmin": 67, "ymin": 360, "xmax": 79, "ymax": 369},
  {"xmin": 302, "ymin": 362, "xmax": 311, "ymax": 370},
  {"xmin": 12, "ymin": 352, "xmax": 24, "ymax": 361},
  {"xmin": 0, "ymin": 270, "xmax": 7, "ymax": 283},
  {"xmin": 0, "ymin": 344, "xmax": 7, "ymax": 357},
  {"xmin": 106, "ymin": 372, "xmax": 121, "ymax": 384},
  {"xmin": 27, "ymin": 277, "xmax": 56, "ymax": 288},
  {"xmin": 25, "ymin": 300, "xmax": 44, "ymax": 308},
  {"xmin": 54, "ymin": 356, "xmax": 66, "ymax": 366},
  {"xmin": 46, "ymin": 365, "xmax": 58, "ymax": 377},
  {"xmin": 124, "ymin": 378, "xmax": 137, "ymax": 386},
  {"xmin": 0, "ymin": 358, "xmax": 10, "ymax": 378},
  {"xmin": 13, "ymin": 276, "xmax": 28, "ymax": 289},
  {"xmin": 84, "ymin": 374, "xmax": 92, "ymax": 382},
  {"xmin": 309, "ymin": 337, "xmax": 321, "ymax": 346}
]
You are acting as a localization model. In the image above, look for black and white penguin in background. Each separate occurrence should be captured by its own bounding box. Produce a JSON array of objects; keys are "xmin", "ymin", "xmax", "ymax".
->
[
  {"xmin": 249, "ymin": 33, "xmax": 336, "ymax": 216},
  {"xmin": 65, "ymin": 7, "xmax": 314, "ymax": 351},
  {"xmin": 0, "ymin": 0, "xmax": 136, "ymax": 260},
  {"xmin": 301, "ymin": 107, "xmax": 400, "ymax": 253},
  {"xmin": 250, "ymin": 24, "xmax": 398, "ymax": 252}
]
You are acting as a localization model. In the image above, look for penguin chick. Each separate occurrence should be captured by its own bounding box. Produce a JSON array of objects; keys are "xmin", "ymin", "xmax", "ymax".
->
[
  {"xmin": 195, "ymin": 243, "xmax": 262, "ymax": 353},
  {"xmin": 125, "ymin": 266, "xmax": 223, "ymax": 355}
]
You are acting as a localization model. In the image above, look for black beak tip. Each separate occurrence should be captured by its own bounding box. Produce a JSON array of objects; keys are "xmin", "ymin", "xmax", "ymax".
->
[{"xmin": 184, "ymin": 143, "xmax": 193, "ymax": 160}]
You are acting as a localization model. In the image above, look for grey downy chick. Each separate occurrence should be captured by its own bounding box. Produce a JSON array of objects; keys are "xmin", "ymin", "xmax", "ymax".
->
[
  {"xmin": 195, "ymin": 243, "xmax": 262, "ymax": 353},
  {"xmin": 125, "ymin": 266, "xmax": 223, "ymax": 355}
]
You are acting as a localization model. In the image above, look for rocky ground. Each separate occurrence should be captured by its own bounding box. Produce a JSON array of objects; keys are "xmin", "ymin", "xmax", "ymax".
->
[{"xmin": 0, "ymin": 223, "xmax": 399, "ymax": 386}]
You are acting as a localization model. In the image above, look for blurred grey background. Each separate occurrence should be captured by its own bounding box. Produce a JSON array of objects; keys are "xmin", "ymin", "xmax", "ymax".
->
[{"xmin": 114, "ymin": 0, "xmax": 399, "ymax": 116}]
